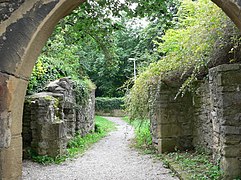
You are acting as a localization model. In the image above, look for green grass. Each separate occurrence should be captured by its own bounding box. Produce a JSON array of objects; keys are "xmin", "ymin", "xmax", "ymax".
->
[
  {"xmin": 161, "ymin": 151, "xmax": 222, "ymax": 179},
  {"xmin": 30, "ymin": 116, "xmax": 116, "ymax": 164},
  {"xmin": 122, "ymin": 117, "xmax": 154, "ymax": 152},
  {"xmin": 123, "ymin": 117, "xmax": 222, "ymax": 179}
]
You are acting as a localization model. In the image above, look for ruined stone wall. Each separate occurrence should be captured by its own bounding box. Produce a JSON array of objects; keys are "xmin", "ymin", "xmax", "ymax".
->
[
  {"xmin": 76, "ymin": 89, "xmax": 95, "ymax": 136},
  {"xmin": 192, "ymin": 80, "xmax": 213, "ymax": 153},
  {"xmin": 23, "ymin": 93, "xmax": 66, "ymax": 157},
  {"xmin": 149, "ymin": 82, "xmax": 194, "ymax": 153},
  {"xmin": 209, "ymin": 64, "xmax": 241, "ymax": 179},
  {"xmin": 23, "ymin": 78, "xmax": 95, "ymax": 158},
  {"xmin": 150, "ymin": 64, "xmax": 241, "ymax": 179},
  {"xmin": 150, "ymin": 79, "xmax": 214, "ymax": 154}
]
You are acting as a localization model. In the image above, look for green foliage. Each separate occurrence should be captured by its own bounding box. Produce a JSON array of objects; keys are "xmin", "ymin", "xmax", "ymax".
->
[
  {"xmin": 27, "ymin": 30, "xmax": 85, "ymax": 95},
  {"xmin": 126, "ymin": 0, "xmax": 240, "ymax": 120},
  {"xmin": 29, "ymin": 116, "xmax": 116, "ymax": 164},
  {"xmin": 163, "ymin": 151, "xmax": 222, "ymax": 179},
  {"xmin": 67, "ymin": 116, "xmax": 116, "ymax": 157},
  {"xmin": 27, "ymin": 29, "xmax": 96, "ymax": 104},
  {"xmin": 27, "ymin": 57, "xmax": 64, "ymax": 94},
  {"xmin": 27, "ymin": 0, "xmax": 179, "ymax": 97},
  {"xmin": 123, "ymin": 117, "xmax": 152, "ymax": 150},
  {"xmin": 74, "ymin": 78, "xmax": 96, "ymax": 106},
  {"xmin": 95, "ymin": 97, "xmax": 124, "ymax": 112},
  {"xmin": 29, "ymin": 150, "xmax": 55, "ymax": 165}
]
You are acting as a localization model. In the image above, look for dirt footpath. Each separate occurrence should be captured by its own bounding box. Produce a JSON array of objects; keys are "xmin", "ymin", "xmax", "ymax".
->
[{"xmin": 23, "ymin": 117, "xmax": 178, "ymax": 180}]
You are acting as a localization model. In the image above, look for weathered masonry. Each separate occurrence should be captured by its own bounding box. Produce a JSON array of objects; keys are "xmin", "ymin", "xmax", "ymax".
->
[
  {"xmin": 23, "ymin": 78, "xmax": 95, "ymax": 158},
  {"xmin": 0, "ymin": 0, "xmax": 85, "ymax": 179},
  {"xmin": 150, "ymin": 64, "xmax": 241, "ymax": 179},
  {"xmin": 0, "ymin": 0, "xmax": 241, "ymax": 179}
]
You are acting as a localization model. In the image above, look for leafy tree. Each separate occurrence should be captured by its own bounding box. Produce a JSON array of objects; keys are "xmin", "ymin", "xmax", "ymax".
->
[
  {"xmin": 126, "ymin": 0, "xmax": 240, "ymax": 120},
  {"xmin": 28, "ymin": 0, "xmax": 180, "ymax": 97}
]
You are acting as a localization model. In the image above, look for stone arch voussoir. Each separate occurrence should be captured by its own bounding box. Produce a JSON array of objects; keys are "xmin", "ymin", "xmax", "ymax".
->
[{"xmin": 212, "ymin": 0, "xmax": 241, "ymax": 31}]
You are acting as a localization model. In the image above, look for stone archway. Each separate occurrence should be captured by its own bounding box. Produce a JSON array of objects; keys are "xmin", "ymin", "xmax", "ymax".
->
[
  {"xmin": 0, "ymin": 1, "xmax": 84, "ymax": 179},
  {"xmin": 0, "ymin": 0, "xmax": 240, "ymax": 179},
  {"xmin": 212, "ymin": 0, "xmax": 241, "ymax": 31}
]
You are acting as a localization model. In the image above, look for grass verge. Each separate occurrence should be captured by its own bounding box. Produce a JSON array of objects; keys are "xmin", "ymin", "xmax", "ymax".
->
[
  {"xmin": 122, "ymin": 117, "xmax": 155, "ymax": 154},
  {"xmin": 123, "ymin": 117, "xmax": 222, "ymax": 179},
  {"xmin": 30, "ymin": 116, "xmax": 116, "ymax": 164},
  {"xmin": 160, "ymin": 151, "xmax": 222, "ymax": 180}
]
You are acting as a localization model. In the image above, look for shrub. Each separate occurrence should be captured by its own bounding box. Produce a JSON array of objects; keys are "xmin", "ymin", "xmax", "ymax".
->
[
  {"xmin": 123, "ymin": 117, "xmax": 153, "ymax": 150},
  {"xmin": 74, "ymin": 78, "xmax": 96, "ymax": 106},
  {"xmin": 95, "ymin": 97, "xmax": 124, "ymax": 112},
  {"xmin": 126, "ymin": 0, "xmax": 240, "ymax": 120}
]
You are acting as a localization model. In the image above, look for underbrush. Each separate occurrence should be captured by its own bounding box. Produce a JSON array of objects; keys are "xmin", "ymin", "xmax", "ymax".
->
[
  {"xmin": 160, "ymin": 150, "xmax": 222, "ymax": 179},
  {"xmin": 30, "ymin": 116, "xmax": 116, "ymax": 165},
  {"xmin": 123, "ymin": 117, "xmax": 222, "ymax": 179},
  {"xmin": 122, "ymin": 117, "xmax": 154, "ymax": 153}
]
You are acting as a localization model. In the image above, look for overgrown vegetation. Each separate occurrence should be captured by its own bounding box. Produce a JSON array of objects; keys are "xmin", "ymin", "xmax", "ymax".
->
[
  {"xmin": 123, "ymin": 117, "xmax": 153, "ymax": 151},
  {"xmin": 28, "ymin": 0, "xmax": 180, "ymax": 98},
  {"xmin": 161, "ymin": 151, "xmax": 222, "ymax": 179},
  {"xmin": 126, "ymin": 0, "xmax": 241, "ymax": 120},
  {"xmin": 74, "ymin": 78, "xmax": 96, "ymax": 106},
  {"xmin": 30, "ymin": 116, "xmax": 116, "ymax": 165},
  {"xmin": 123, "ymin": 115, "xmax": 222, "ymax": 179}
]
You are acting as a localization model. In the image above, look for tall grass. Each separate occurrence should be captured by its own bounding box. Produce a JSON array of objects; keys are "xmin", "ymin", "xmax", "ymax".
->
[{"xmin": 123, "ymin": 117, "xmax": 153, "ymax": 150}]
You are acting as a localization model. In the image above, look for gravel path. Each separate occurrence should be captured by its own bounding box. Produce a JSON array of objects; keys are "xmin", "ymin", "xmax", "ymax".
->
[{"xmin": 23, "ymin": 117, "xmax": 178, "ymax": 180}]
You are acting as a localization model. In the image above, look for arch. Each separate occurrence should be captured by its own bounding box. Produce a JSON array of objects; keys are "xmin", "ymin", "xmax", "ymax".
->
[
  {"xmin": 0, "ymin": 0, "xmax": 84, "ymax": 179},
  {"xmin": 0, "ymin": 0, "xmax": 241, "ymax": 179},
  {"xmin": 212, "ymin": 0, "xmax": 241, "ymax": 31}
]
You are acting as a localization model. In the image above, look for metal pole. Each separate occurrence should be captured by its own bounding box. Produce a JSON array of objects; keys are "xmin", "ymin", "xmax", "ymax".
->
[
  {"xmin": 129, "ymin": 58, "xmax": 136, "ymax": 80},
  {"xmin": 133, "ymin": 58, "xmax": 136, "ymax": 80}
]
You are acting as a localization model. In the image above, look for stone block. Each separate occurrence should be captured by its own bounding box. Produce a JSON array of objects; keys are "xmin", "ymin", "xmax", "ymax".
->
[
  {"xmin": 222, "ymin": 92, "xmax": 241, "ymax": 108},
  {"xmin": 223, "ymin": 134, "xmax": 241, "ymax": 145},
  {"xmin": 158, "ymin": 124, "xmax": 180, "ymax": 138},
  {"xmin": 156, "ymin": 109, "xmax": 176, "ymax": 124},
  {"xmin": 220, "ymin": 71, "xmax": 241, "ymax": 87},
  {"xmin": 220, "ymin": 157, "xmax": 241, "ymax": 180},
  {"xmin": 221, "ymin": 125, "xmax": 241, "ymax": 135},
  {"xmin": 41, "ymin": 122, "xmax": 66, "ymax": 140},
  {"xmin": 0, "ymin": 73, "xmax": 28, "ymax": 148},
  {"xmin": 222, "ymin": 112, "xmax": 241, "ymax": 126},
  {"xmin": 0, "ymin": 135, "xmax": 22, "ymax": 179},
  {"xmin": 212, "ymin": 120, "xmax": 220, "ymax": 133},
  {"xmin": 180, "ymin": 123, "xmax": 193, "ymax": 136},
  {"xmin": 222, "ymin": 144, "xmax": 241, "ymax": 157},
  {"xmin": 157, "ymin": 138, "xmax": 177, "ymax": 153},
  {"xmin": 213, "ymin": 64, "xmax": 241, "ymax": 73}
]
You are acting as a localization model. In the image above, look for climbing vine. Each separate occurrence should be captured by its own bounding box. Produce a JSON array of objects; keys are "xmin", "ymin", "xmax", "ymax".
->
[{"xmin": 126, "ymin": 0, "xmax": 241, "ymax": 120}]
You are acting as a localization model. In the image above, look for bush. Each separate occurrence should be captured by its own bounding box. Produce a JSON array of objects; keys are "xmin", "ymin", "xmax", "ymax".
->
[
  {"xmin": 126, "ymin": 0, "xmax": 240, "ymax": 120},
  {"xmin": 95, "ymin": 97, "xmax": 124, "ymax": 112},
  {"xmin": 123, "ymin": 117, "xmax": 153, "ymax": 150},
  {"xmin": 74, "ymin": 78, "xmax": 96, "ymax": 106}
]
